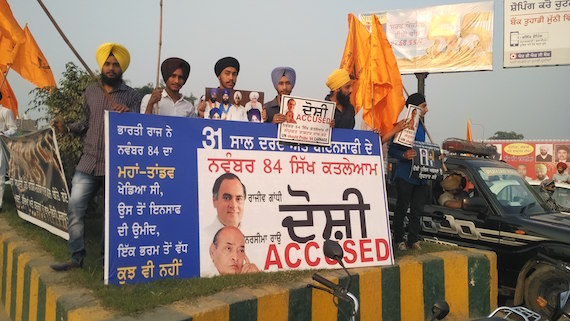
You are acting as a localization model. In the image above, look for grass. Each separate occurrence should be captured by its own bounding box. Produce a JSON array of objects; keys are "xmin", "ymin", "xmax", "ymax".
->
[{"xmin": 1, "ymin": 186, "xmax": 459, "ymax": 315}]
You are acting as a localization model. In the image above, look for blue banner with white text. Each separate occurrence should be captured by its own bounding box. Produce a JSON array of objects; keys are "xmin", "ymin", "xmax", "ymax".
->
[{"xmin": 105, "ymin": 112, "xmax": 393, "ymax": 285}]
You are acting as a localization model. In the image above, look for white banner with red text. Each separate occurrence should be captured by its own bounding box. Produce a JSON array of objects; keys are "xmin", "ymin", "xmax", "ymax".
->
[{"xmin": 105, "ymin": 112, "xmax": 394, "ymax": 285}]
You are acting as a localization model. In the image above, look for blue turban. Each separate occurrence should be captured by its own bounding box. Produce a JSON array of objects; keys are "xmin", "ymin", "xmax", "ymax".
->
[
  {"xmin": 221, "ymin": 89, "xmax": 230, "ymax": 97},
  {"xmin": 271, "ymin": 67, "xmax": 296, "ymax": 90}
]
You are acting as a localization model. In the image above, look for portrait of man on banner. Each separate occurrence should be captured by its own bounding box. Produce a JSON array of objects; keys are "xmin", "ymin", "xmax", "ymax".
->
[
  {"xmin": 200, "ymin": 172, "xmax": 253, "ymax": 276},
  {"xmin": 393, "ymin": 104, "xmax": 422, "ymax": 147}
]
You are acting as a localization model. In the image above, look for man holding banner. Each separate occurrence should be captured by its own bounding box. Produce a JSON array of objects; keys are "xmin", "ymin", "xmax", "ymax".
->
[
  {"xmin": 51, "ymin": 43, "xmax": 142, "ymax": 271},
  {"xmin": 198, "ymin": 56, "xmax": 240, "ymax": 118},
  {"xmin": 388, "ymin": 93, "xmax": 429, "ymax": 251},
  {"xmin": 262, "ymin": 66, "xmax": 296, "ymax": 124},
  {"xmin": 141, "ymin": 57, "xmax": 194, "ymax": 117},
  {"xmin": 325, "ymin": 68, "xmax": 355, "ymax": 129},
  {"xmin": 0, "ymin": 93, "xmax": 17, "ymax": 211}
]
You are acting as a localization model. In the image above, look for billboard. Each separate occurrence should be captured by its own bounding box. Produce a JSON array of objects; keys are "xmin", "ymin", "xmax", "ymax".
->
[
  {"xmin": 504, "ymin": 0, "xmax": 570, "ymax": 68},
  {"xmin": 360, "ymin": 1, "xmax": 494, "ymax": 74},
  {"xmin": 486, "ymin": 140, "xmax": 569, "ymax": 181}
]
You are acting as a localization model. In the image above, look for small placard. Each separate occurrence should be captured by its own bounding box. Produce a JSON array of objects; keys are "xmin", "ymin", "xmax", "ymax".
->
[{"xmin": 277, "ymin": 95, "xmax": 335, "ymax": 146}]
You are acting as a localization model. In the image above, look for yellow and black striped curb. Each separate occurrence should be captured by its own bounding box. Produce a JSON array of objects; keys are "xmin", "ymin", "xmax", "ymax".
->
[{"xmin": 0, "ymin": 219, "xmax": 496, "ymax": 321}]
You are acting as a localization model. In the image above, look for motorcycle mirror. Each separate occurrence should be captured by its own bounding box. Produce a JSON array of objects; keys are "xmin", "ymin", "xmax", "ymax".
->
[
  {"xmin": 323, "ymin": 239, "xmax": 344, "ymax": 262},
  {"xmin": 431, "ymin": 300, "xmax": 450, "ymax": 321}
]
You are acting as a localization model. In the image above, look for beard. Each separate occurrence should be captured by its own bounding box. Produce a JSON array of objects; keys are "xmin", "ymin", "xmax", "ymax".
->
[
  {"xmin": 337, "ymin": 90, "xmax": 352, "ymax": 107},
  {"xmin": 222, "ymin": 98, "xmax": 229, "ymax": 104},
  {"xmin": 210, "ymin": 96, "xmax": 217, "ymax": 103},
  {"xmin": 101, "ymin": 72, "xmax": 123, "ymax": 87}
]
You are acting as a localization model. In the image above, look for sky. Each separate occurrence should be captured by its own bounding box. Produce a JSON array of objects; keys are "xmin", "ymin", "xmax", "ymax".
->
[{"xmin": 6, "ymin": 0, "xmax": 570, "ymax": 144}]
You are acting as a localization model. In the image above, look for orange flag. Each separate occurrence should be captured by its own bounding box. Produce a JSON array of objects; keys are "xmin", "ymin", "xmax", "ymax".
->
[
  {"xmin": 339, "ymin": 14, "xmax": 371, "ymax": 114},
  {"xmin": 0, "ymin": 67, "xmax": 18, "ymax": 118},
  {"xmin": 11, "ymin": 25, "xmax": 56, "ymax": 89},
  {"xmin": 467, "ymin": 119, "xmax": 473, "ymax": 141},
  {"xmin": 366, "ymin": 14, "xmax": 405, "ymax": 134},
  {"xmin": 0, "ymin": 0, "xmax": 25, "ymax": 65}
]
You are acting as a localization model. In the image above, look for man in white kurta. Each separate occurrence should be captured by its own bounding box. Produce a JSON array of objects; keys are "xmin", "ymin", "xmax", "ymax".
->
[
  {"xmin": 141, "ymin": 57, "xmax": 196, "ymax": 117},
  {"xmin": 0, "ymin": 100, "xmax": 17, "ymax": 210}
]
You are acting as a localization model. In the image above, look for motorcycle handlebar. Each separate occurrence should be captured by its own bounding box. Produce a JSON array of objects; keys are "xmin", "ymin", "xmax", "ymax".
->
[{"xmin": 312, "ymin": 273, "xmax": 339, "ymax": 292}]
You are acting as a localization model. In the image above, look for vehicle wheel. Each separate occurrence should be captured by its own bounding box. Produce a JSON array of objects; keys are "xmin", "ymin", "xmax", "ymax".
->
[{"xmin": 523, "ymin": 263, "xmax": 569, "ymax": 317}]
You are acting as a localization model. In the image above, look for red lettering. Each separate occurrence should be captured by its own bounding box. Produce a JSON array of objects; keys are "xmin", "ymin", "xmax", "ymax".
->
[
  {"xmin": 264, "ymin": 244, "xmax": 283, "ymax": 270},
  {"xmin": 360, "ymin": 239, "xmax": 373, "ymax": 262},
  {"xmin": 343, "ymin": 239, "xmax": 357, "ymax": 264},
  {"xmin": 285, "ymin": 243, "xmax": 301, "ymax": 268},
  {"xmin": 324, "ymin": 255, "xmax": 337, "ymax": 265},
  {"xmin": 305, "ymin": 241, "xmax": 321, "ymax": 267},
  {"xmin": 375, "ymin": 238, "xmax": 390, "ymax": 261}
]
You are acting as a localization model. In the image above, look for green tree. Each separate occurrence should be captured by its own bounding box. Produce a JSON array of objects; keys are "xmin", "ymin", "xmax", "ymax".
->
[
  {"xmin": 489, "ymin": 131, "xmax": 524, "ymax": 140},
  {"xmin": 28, "ymin": 62, "xmax": 94, "ymax": 184},
  {"xmin": 134, "ymin": 83, "xmax": 155, "ymax": 96},
  {"xmin": 184, "ymin": 93, "xmax": 197, "ymax": 105}
]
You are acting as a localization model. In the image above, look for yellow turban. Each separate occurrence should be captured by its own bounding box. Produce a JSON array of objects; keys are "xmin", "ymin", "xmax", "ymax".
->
[
  {"xmin": 96, "ymin": 43, "xmax": 130, "ymax": 72},
  {"xmin": 326, "ymin": 69, "xmax": 350, "ymax": 91}
]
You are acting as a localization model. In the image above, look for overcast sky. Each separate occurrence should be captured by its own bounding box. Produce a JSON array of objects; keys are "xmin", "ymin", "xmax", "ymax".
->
[{"xmin": 6, "ymin": 0, "xmax": 569, "ymax": 143}]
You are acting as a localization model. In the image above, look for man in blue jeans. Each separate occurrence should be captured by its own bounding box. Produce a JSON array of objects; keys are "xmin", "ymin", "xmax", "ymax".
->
[
  {"xmin": 388, "ymin": 92, "xmax": 429, "ymax": 251},
  {"xmin": 50, "ymin": 43, "xmax": 142, "ymax": 271}
]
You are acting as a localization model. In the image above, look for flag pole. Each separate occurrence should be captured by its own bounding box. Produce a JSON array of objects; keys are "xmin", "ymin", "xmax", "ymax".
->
[
  {"xmin": 36, "ymin": 0, "xmax": 115, "ymax": 105},
  {"xmin": 153, "ymin": 0, "xmax": 163, "ymax": 114}
]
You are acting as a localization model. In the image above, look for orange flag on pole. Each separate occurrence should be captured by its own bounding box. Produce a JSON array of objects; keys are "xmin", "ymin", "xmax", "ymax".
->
[
  {"xmin": 340, "ymin": 14, "xmax": 371, "ymax": 115},
  {"xmin": 0, "ymin": 0, "xmax": 25, "ymax": 65},
  {"xmin": 367, "ymin": 14, "xmax": 405, "ymax": 134},
  {"xmin": 467, "ymin": 119, "xmax": 473, "ymax": 141},
  {"xmin": 11, "ymin": 25, "xmax": 56, "ymax": 89},
  {"xmin": 0, "ymin": 66, "xmax": 18, "ymax": 118}
]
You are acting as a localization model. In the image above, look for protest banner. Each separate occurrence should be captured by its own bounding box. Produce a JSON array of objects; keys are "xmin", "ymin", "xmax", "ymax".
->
[
  {"xmin": 203, "ymin": 87, "xmax": 264, "ymax": 121},
  {"xmin": 277, "ymin": 95, "xmax": 335, "ymax": 146},
  {"xmin": 410, "ymin": 141, "xmax": 443, "ymax": 181},
  {"xmin": 1, "ymin": 128, "xmax": 69, "ymax": 239},
  {"xmin": 105, "ymin": 112, "xmax": 393, "ymax": 285},
  {"xmin": 393, "ymin": 104, "xmax": 421, "ymax": 147}
]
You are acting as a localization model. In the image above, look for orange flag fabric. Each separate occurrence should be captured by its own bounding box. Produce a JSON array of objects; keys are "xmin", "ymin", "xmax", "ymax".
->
[
  {"xmin": 339, "ymin": 14, "xmax": 371, "ymax": 115},
  {"xmin": 0, "ymin": 0, "xmax": 25, "ymax": 65},
  {"xmin": 11, "ymin": 25, "xmax": 56, "ymax": 89},
  {"xmin": 0, "ymin": 67, "xmax": 18, "ymax": 118},
  {"xmin": 467, "ymin": 119, "xmax": 473, "ymax": 141},
  {"xmin": 367, "ymin": 14, "xmax": 405, "ymax": 134}
]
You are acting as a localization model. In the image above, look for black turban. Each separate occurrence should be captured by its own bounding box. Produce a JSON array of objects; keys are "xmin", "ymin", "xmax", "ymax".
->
[
  {"xmin": 406, "ymin": 93, "xmax": 426, "ymax": 107},
  {"xmin": 214, "ymin": 57, "xmax": 240, "ymax": 77},
  {"xmin": 161, "ymin": 57, "xmax": 190, "ymax": 82}
]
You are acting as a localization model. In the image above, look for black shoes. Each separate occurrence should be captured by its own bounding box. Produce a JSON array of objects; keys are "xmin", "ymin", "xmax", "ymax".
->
[{"xmin": 50, "ymin": 260, "xmax": 83, "ymax": 272}]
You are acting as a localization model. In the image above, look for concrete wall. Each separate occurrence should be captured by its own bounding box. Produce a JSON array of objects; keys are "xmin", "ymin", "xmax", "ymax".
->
[{"xmin": 0, "ymin": 221, "xmax": 496, "ymax": 321}]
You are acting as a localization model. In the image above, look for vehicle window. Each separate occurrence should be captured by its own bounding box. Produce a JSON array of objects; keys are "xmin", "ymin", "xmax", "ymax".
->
[
  {"xmin": 552, "ymin": 186, "xmax": 570, "ymax": 211},
  {"xmin": 477, "ymin": 167, "xmax": 549, "ymax": 215}
]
